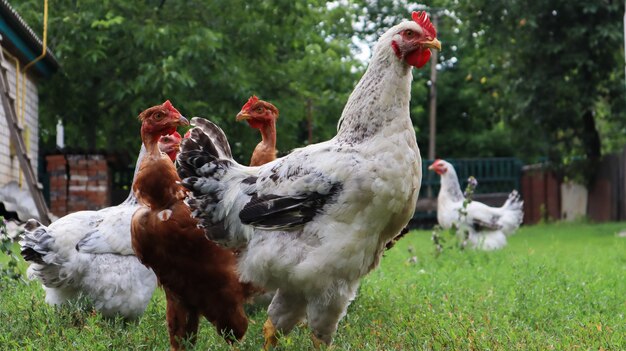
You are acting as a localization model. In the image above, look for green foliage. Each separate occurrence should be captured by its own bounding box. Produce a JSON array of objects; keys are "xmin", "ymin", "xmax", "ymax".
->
[
  {"xmin": 455, "ymin": 0, "xmax": 626, "ymax": 183},
  {"xmin": 2, "ymin": 222, "xmax": 625, "ymax": 349},
  {"xmin": 14, "ymin": 0, "xmax": 361, "ymax": 164},
  {"xmin": 0, "ymin": 217, "xmax": 22, "ymax": 283}
]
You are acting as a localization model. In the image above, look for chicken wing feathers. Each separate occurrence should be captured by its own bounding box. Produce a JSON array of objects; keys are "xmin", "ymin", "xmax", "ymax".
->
[{"xmin": 239, "ymin": 184, "xmax": 341, "ymax": 230}]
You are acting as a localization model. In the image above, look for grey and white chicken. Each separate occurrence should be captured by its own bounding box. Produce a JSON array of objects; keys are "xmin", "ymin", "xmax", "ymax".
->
[
  {"xmin": 177, "ymin": 12, "xmax": 440, "ymax": 347},
  {"xmin": 429, "ymin": 159, "xmax": 523, "ymax": 250}
]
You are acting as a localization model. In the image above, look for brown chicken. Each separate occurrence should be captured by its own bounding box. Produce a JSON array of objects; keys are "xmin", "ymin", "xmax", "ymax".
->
[
  {"xmin": 236, "ymin": 95, "xmax": 279, "ymax": 166},
  {"xmin": 158, "ymin": 131, "xmax": 182, "ymax": 162},
  {"xmin": 130, "ymin": 100, "xmax": 249, "ymax": 350}
]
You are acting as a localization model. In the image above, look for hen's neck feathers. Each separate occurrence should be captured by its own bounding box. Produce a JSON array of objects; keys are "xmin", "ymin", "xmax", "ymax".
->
[
  {"xmin": 140, "ymin": 127, "xmax": 162, "ymax": 157},
  {"xmin": 135, "ymin": 128, "xmax": 182, "ymax": 209},
  {"xmin": 250, "ymin": 121, "xmax": 277, "ymax": 167},
  {"xmin": 121, "ymin": 144, "xmax": 147, "ymax": 206},
  {"xmin": 439, "ymin": 167, "xmax": 464, "ymax": 203},
  {"xmin": 337, "ymin": 26, "xmax": 413, "ymax": 143}
]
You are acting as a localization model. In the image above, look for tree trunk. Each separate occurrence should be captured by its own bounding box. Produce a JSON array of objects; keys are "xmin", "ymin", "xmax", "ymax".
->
[
  {"xmin": 86, "ymin": 119, "xmax": 97, "ymax": 150},
  {"xmin": 581, "ymin": 109, "xmax": 602, "ymax": 185},
  {"xmin": 306, "ymin": 98, "xmax": 313, "ymax": 144}
]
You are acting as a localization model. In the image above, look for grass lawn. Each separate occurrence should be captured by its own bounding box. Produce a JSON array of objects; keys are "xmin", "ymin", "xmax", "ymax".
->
[{"xmin": 1, "ymin": 221, "xmax": 625, "ymax": 350}]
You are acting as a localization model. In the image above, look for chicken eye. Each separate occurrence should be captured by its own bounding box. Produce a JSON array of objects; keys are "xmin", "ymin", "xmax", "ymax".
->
[
  {"xmin": 154, "ymin": 112, "xmax": 164, "ymax": 120},
  {"xmin": 256, "ymin": 107, "xmax": 264, "ymax": 113},
  {"xmin": 404, "ymin": 30, "xmax": 414, "ymax": 37}
]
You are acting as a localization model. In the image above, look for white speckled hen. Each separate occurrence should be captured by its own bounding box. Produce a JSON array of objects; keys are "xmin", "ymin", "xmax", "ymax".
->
[
  {"xmin": 177, "ymin": 12, "xmax": 440, "ymax": 347},
  {"xmin": 429, "ymin": 159, "xmax": 523, "ymax": 250}
]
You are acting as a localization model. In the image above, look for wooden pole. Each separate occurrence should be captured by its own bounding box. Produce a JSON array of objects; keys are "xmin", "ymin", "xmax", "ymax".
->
[
  {"xmin": 426, "ymin": 14, "xmax": 439, "ymax": 199},
  {"xmin": 306, "ymin": 98, "xmax": 313, "ymax": 144},
  {"xmin": 427, "ymin": 14, "xmax": 439, "ymax": 161}
]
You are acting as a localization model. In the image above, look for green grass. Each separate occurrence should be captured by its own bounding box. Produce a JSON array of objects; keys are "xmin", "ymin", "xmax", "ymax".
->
[{"xmin": 1, "ymin": 221, "xmax": 625, "ymax": 350}]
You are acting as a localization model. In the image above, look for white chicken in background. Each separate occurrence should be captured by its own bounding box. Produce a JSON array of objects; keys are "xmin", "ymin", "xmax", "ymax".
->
[
  {"xmin": 428, "ymin": 159, "xmax": 524, "ymax": 250},
  {"xmin": 19, "ymin": 133, "xmax": 182, "ymax": 319},
  {"xmin": 177, "ymin": 12, "xmax": 440, "ymax": 347}
]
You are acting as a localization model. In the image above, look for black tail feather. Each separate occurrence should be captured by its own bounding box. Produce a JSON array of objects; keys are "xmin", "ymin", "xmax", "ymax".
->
[
  {"xmin": 191, "ymin": 117, "xmax": 232, "ymax": 159},
  {"xmin": 177, "ymin": 117, "xmax": 234, "ymax": 180},
  {"xmin": 190, "ymin": 127, "xmax": 220, "ymax": 162},
  {"xmin": 21, "ymin": 247, "xmax": 45, "ymax": 264},
  {"xmin": 19, "ymin": 219, "xmax": 54, "ymax": 265}
]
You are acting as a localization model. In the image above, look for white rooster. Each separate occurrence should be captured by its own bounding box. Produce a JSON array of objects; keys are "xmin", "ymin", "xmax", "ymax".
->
[
  {"xmin": 20, "ymin": 131, "xmax": 182, "ymax": 319},
  {"xmin": 428, "ymin": 159, "xmax": 524, "ymax": 250},
  {"xmin": 177, "ymin": 12, "xmax": 440, "ymax": 347}
]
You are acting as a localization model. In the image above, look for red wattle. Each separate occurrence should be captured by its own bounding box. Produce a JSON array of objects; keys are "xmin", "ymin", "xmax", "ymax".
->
[
  {"xmin": 406, "ymin": 49, "xmax": 431, "ymax": 68},
  {"xmin": 247, "ymin": 119, "xmax": 266, "ymax": 130}
]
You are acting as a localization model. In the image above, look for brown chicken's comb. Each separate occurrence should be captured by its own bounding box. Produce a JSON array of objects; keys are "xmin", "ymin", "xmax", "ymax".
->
[
  {"xmin": 241, "ymin": 95, "xmax": 259, "ymax": 111},
  {"xmin": 412, "ymin": 11, "xmax": 436, "ymax": 39},
  {"xmin": 162, "ymin": 100, "xmax": 182, "ymax": 115}
]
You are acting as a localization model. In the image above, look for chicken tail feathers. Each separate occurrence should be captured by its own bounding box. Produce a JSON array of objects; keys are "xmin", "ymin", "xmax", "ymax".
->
[
  {"xmin": 19, "ymin": 219, "xmax": 72, "ymax": 289},
  {"xmin": 503, "ymin": 190, "xmax": 523, "ymax": 211},
  {"xmin": 19, "ymin": 219, "xmax": 55, "ymax": 265},
  {"xmin": 177, "ymin": 117, "xmax": 234, "ymax": 179},
  {"xmin": 499, "ymin": 190, "xmax": 524, "ymax": 235},
  {"xmin": 177, "ymin": 118, "xmax": 254, "ymax": 247}
]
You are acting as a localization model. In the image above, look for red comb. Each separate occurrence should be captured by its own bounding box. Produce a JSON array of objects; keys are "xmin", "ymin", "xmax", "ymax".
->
[
  {"xmin": 171, "ymin": 131, "xmax": 182, "ymax": 140},
  {"xmin": 162, "ymin": 100, "xmax": 182, "ymax": 115},
  {"xmin": 412, "ymin": 11, "xmax": 437, "ymax": 39},
  {"xmin": 183, "ymin": 130, "xmax": 191, "ymax": 139},
  {"xmin": 241, "ymin": 95, "xmax": 259, "ymax": 111}
]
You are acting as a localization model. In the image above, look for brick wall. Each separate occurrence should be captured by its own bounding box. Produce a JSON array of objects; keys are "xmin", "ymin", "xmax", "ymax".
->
[
  {"xmin": 46, "ymin": 155, "xmax": 68, "ymax": 215},
  {"xmin": 46, "ymin": 154, "xmax": 111, "ymax": 216}
]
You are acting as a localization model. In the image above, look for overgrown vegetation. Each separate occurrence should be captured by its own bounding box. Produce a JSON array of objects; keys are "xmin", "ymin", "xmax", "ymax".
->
[
  {"xmin": 0, "ymin": 217, "xmax": 21, "ymax": 283},
  {"xmin": 1, "ymin": 221, "xmax": 625, "ymax": 350}
]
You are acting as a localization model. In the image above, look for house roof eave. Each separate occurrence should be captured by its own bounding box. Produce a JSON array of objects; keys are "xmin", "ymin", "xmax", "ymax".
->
[{"xmin": 0, "ymin": 0, "xmax": 59, "ymax": 78}]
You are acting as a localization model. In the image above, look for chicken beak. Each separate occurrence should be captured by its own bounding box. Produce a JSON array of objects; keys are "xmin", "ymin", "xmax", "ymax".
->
[
  {"xmin": 236, "ymin": 111, "xmax": 251, "ymax": 121},
  {"xmin": 428, "ymin": 164, "xmax": 436, "ymax": 171},
  {"xmin": 422, "ymin": 38, "xmax": 441, "ymax": 51},
  {"xmin": 178, "ymin": 115, "xmax": 190, "ymax": 126}
]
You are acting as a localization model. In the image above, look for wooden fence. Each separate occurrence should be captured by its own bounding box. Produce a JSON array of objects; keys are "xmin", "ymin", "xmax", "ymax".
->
[{"xmin": 520, "ymin": 147, "xmax": 626, "ymax": 224}]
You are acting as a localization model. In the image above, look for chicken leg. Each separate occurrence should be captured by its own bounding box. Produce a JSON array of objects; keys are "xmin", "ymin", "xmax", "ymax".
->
[
  {"xmin": 165, "ymin": 292, "xmax": 199, "ymax": 350},
  {"xmin": 263, "ymin": 318, "xmax": 278, "ymax": 350},
  {"xmin": 263, "ymin": 289, "xmax": 308, "ymax": 349}
]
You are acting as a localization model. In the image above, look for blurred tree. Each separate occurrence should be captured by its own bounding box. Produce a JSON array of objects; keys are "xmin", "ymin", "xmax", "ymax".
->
[
  {"xmin": 14, "ymin": 0, "xmax": 361, "ymax": 163},
  {"xmin": 457, "ymin": 0, "xmax": 626, "ymax": 183}
]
